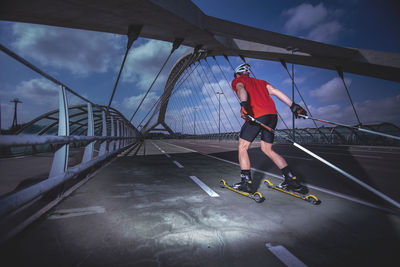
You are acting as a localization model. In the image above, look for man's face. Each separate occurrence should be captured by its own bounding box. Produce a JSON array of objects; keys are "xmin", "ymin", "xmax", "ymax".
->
[{"xmin": 237, "ymin": 71, "xmax": 249, "ymax": 77}]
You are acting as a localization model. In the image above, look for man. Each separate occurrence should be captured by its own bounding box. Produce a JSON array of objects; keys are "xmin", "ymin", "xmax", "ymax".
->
[{"xmin": 231, "ymin": 62, "xmax": 307, "ymax": 193}]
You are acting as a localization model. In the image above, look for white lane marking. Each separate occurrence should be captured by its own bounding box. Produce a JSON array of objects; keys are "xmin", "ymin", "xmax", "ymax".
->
[
  {"xmin": 48, "ymin": 206, "xmax": 106, "ymax": 219},
  {"xmin": 161, "ymin": 141, "xmax": 400, "ymax": 215},
  {"xmin": 189, "ymin": 176, "xmax": 219, "ymax": 197},
  {"xmin": 166, "ymin": 142, "xmax": 198, "ymax": 152},
  {"xmin": 173, "ymin": 160, "xmax": 184, "ymax": 168},
  {"xmin": 266, "ymin": 243, "xmax": 308, "ymax": 267},
  {"xmin": 151, "ymin": 141, "xmax": 171, "ymax": 158}
]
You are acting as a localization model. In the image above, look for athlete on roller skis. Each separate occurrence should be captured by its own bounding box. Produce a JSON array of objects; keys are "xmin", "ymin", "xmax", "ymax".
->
[{"xmin": 231, "ymin": 62, "xmax": 308, "ymax": 194}]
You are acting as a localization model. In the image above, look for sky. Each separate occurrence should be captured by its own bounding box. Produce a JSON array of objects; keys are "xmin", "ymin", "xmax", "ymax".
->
[{"xmin": 0, "ymin": 0, "xmax": 399, "ymax": 134}]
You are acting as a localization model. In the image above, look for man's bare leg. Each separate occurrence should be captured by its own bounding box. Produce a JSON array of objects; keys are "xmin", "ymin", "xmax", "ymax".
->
[
  {"xmin": 238, "ymin": 138, "xmax": 251, "ymax": 169},
  {"xmin": 260, "ymin": 140, "xmax": 305, "ymax": 192},
  {"xmin": 260, "ymin": 141, "xmax": 287, "ymax": 169},
  {"xmin": 235, "ymin": 138, "xmax": 252, "ymax": 192}
]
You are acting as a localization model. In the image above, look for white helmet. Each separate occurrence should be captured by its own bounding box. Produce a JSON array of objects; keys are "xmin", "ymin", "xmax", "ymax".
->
[{"xmin": 234, "ymin": 63, "xmax": 250, "ymax": 74}]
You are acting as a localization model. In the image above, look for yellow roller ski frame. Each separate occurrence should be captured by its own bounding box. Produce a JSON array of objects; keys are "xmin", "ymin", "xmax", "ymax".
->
[
  {"xmin": 263, "ymin": 179, "xmax": 320, "ymax": 205},
  {"xmin": 219, "ymin": 179, "xmax": 263, "ymax": 203}
]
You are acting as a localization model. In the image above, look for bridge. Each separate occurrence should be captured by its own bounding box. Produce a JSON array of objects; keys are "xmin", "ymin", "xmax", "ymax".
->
[{"xmin": 1, "ymin": 1, "xmax": 400, "ymax": 266}]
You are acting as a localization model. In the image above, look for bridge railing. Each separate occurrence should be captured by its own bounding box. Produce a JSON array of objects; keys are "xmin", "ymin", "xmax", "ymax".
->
[
  {"xmin": 0, "ymin": 45, "xmax": 140, "ymax": 243},
  {"xmin": 174, "ymin": 125, "xmax": 400, "ymax": 146}
]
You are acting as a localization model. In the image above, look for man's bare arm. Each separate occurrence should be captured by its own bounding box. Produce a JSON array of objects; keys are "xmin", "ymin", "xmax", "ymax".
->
[
  {"xmin": 236, "ymin": 82, "xmax": 248, "ymax": 102},
  {"xmin": 267, "ymin": 84, "xmax": 292, "ymax": 107}
]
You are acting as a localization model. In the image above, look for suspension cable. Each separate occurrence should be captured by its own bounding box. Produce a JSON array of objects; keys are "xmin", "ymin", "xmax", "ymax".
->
[
  {"xmin": 203, "ymin": 58, "xmax": 241, "ymax": 126},
  {"xmin": 279, "ymin": 59, "xmax": 330, "ymax": 143},
  {"xmin": 197, "ymin": 61, "xmax": 236, "ymax": 131},
  {"xmin": 223, "ymin": 54, "xmax": 235, "ymax": 70},
  {"xmin": 137, "ymin": 52, "xmax": 198, "ymax": 128},
  {"xmin": 180, "ymin": 71, "xmax": 210, "ymax": 134},
  {"xmin": 139, "ymin": 52, "xmax": 202, "ymax": 130},
  {"xmin": 170, "ymin": 94, "xmax": 196, "ymax": 134},
  {"xmin": 0, "ymin": 44, "xmax": 94, "ymax": 105},
  {"xmin": 187, "ymin": 65, "xmax": 225, "ymax": 132},
  {"xmin": 212, "ymin": 56, "xmax": 240, "ymax": 102},
  {"xmin": 107, "ymin": 25, "xmax": 143, "ymax": 112},
  {"xmin": 336, "ymin": 67, "xmax": 362, "ymax": 125},
  {"xmin": 173, "ymin": 73, "xmax": 208, "ymax": 135},
  {"xmin": 129, "ymin": 38, "xmax": 183, "ymax": 122},
  {"xmin": 191, "ymin": 65, "xmax": 229, "ymax": 133},
  {"xmin": 185, "ymin": 69, "xmax": 219, "ymax": 133},
  {"xmin": 187, "ymin": 67, "xmax": 220, "ymax": 128}
]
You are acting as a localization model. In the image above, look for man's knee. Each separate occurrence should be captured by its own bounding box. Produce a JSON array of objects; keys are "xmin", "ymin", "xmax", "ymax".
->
[
  {"xmin": 261, "ymin": 142, "xmax": 273, "ymax": 156},
  {"xmin": 238, "ymin": 139, "xmax": 250, "ymax": 152}
]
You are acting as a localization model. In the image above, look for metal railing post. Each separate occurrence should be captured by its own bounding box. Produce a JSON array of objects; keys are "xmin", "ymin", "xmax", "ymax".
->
[
  {"xmin": 116, "ymin": 120, "xmax": 121, "ymax": 149},
  {"xmin": 82, "ymin": 103, "xmax": 94, "ymax": 163},
  {"xmin": 49, "ymin": 86, "xmax": 69, "ymax": 177},
  {"xmin": 99, "ymin": 109, "xmax": 107, "ymax": 156},
  {"xmin": 110, "ymin": 115, "xmax": 115, "ymax": 151}
]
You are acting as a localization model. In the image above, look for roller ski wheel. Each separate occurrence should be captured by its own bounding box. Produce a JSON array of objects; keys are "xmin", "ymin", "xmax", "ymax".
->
[
  {"xmin": 220, "ymin": 179, "xmax": 264, "ymax": 203},
  {"xmin": 263, "ymin": 179, "xmax": 320, "ymax": 205}
]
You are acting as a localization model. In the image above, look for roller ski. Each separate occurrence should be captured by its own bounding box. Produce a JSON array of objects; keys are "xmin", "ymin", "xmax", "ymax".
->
[
  {"xmin": 263, "ymin": 178, "xmax": 320, "ymax": 205},
  {"xmin": 219, "ymin": 179, "xmax": 263, "ymax": 203}
]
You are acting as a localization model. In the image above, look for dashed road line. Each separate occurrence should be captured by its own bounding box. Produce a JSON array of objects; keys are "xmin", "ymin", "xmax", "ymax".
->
[
  {"xmin": 189, "ymin": 176, "xmax": 219, "ymax": 197},
  {"xmin": 48, "ymin": 206, "xmax": 106, "ymax": 219},
  {"xmin": 173, "ymin": 160, "xmax": 184, "ymax": 168},
  {"xmin": 266, "ymin": 243, "xmax": 308, "ymax": 267},
  {"xmin": 160, "ymin": 141, "xmax": 400, "ymax": 215}
]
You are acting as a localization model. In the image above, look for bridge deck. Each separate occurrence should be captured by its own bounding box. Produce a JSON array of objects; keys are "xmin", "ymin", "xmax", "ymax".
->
[{"xmin": 1, "ymin": 140, "xmax": 399, "ymax": 266}]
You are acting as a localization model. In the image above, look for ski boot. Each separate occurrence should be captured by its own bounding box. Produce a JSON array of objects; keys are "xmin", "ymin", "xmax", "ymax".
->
[
  {"xmin": 277, "ymin": 172, "xmax": 308, "ymax": 195},
  {"xmin": 232, "ymin": 173, "xmax": 253, "ymax": 193}
]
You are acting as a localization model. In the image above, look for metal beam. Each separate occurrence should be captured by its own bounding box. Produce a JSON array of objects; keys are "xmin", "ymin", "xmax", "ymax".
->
[{"xmin": 1, "ymin": 0, "xmax": 399, "ymax": 82}]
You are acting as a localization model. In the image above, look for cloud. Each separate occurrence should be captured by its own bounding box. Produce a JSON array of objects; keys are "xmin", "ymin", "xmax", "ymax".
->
[
  {"xmin": 284, "ymin": 3, "xmax": 328, "ymax": 34},
  {"xmin": 0, "ymin": 78, "xmax": 67, "ymax": 128},
  {"xmin": 355, "ymin": 95, "xmax": 400, "ymax": 125},
  {"xmin": 283, "ymin": 3, "xmax": 343, "ymax": 43},
  {"xmin": 14, "ymin": 78, "xmax": 59, "ymax": 107},
  {"xmin": 122, "ymin": 39, "xmax": 186, "ymax": 90},
  {"xmin": 11, "ymin": 23, "xmax": 122, "ymax": 76},
  {"xmin": 176, "ymin": 88, "xmax": 192, "ymax": 97},
  {"xmin": 310, "ymin": 77, "xmax": 351, "ymax": 102},
  {"xmin": 122, "ymin": 91, "xmax": 159, "ymax": 111},
  {"xmin": 307, "ymin": 21, "xmax": 342, "ymax": 43},
  {"xmin": 309, "ymin": 96, "xmax": 400, "ymax": 126},
  {"xmin": 277, "ymin": 95, "xmax": 400, "ymax": 130},
  {"xmin": 282, "ymin": 76, "xmax": 306, "ymax": 85}
]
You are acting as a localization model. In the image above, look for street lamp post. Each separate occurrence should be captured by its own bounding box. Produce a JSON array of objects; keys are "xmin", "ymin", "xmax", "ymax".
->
[
  {"xmin": 216, "ymin": 92, "xmax": 224, "ymax": 140},
  {"xmin": 287, "ymin": 47, "xmax": 299, "ymax": 142},
  {"xmin": 193, "ymin": 107, "xmax": 198, "ymax": 135}
]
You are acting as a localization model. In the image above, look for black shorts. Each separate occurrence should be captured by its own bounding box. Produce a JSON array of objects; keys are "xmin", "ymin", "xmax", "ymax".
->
[{"xmin": 239, "ymin": 114, "xmax": 278, "ymax": 143}]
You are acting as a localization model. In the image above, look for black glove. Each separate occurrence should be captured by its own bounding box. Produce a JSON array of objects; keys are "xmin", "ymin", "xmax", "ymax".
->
[
  {"xmin": 290, "ymin": 102, "xmax": 307, "ymax": 118},
  {"xmin": 240, "ymin": 101, "xmax": 251, "ymax": 120}
]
